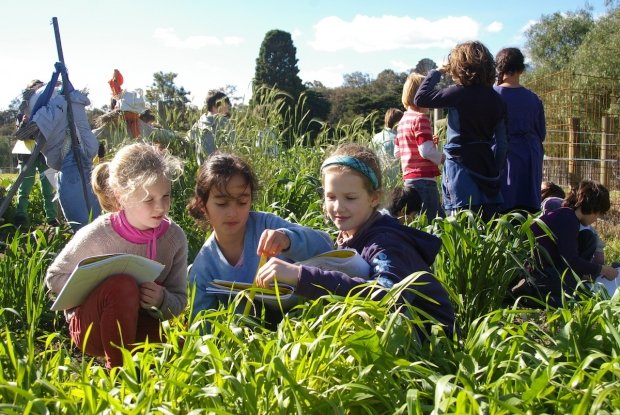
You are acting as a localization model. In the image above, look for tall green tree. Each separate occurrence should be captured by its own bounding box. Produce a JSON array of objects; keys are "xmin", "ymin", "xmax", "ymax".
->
[
  {"xmin": 145, "ymin": 72, "xmax": 191, "ymax": 106},
  {"xmin": 145, "ymin": 71, "xmax": 192, "ymax": 130},
  {"xmin": 572, "ymin": 7, "xmax": 620, "ymax": 78},
  {"xmin": 414, "ymin": 58, "xmax": 437, "ymax": 75},
  {"xmin": 343, "ymin": 72, "xmax": 372, "ymax": 88},
  {"xmin": 253, "ymin": 30, "xmax": 304, "ymax": 100},
  {"xmin": 525, "ymin": 8, "xmax": 594, "ymax": 72},
  {"xmin": 253, "ymin": 29, "xmax": 333, "ymax": 146}
]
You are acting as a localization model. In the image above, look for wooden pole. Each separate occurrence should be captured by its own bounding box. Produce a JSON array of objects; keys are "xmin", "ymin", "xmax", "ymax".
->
[
  {"xmin": 600, "ymin": 116, "xmax": 610, "ymax": 187},
  {"xmin": 568, "ymin": 117, "xmax": 580, "ymax": 188}
]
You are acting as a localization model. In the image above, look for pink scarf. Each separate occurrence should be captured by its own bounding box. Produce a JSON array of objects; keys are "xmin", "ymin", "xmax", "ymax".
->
[{"xmin": 110, "ymin": 210, "xmax": 171, "ymax": 260}]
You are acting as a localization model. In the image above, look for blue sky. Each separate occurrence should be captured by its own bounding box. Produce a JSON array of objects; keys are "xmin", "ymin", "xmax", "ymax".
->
[{"xmin": 0, "ymin": 0, "xmax": 609, "ymax": 110}]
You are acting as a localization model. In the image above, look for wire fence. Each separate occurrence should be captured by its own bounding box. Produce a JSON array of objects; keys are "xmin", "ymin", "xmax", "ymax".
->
[{"xmin": 542, "ymin": 127, "xmax": 620, "ymax": 191}]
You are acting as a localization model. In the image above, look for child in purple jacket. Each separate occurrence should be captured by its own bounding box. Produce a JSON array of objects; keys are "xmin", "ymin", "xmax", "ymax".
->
[
  {"xmin": 255, "ymin": 144, "xmax": 455, "ymax": 335},
  {"xmin": 525, "ymin": 180, "xmax": 618, "ymax": 306}
]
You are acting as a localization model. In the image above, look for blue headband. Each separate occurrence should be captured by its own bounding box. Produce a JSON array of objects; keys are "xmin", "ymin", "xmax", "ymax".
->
[{"xmin": 321, "ymin": 155, "xmax": 379, "ymax": 190}]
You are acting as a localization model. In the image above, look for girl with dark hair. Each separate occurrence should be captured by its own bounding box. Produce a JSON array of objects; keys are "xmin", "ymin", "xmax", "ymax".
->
[
  {"xmin": 523, "ymin": 180, "xmax": 618, "ymax": 306},
  {"xmin": 187, "ymin": 152, "xmax": 332, "ymax": 321},
  {"xmin": 494, "ymin": 47, "xmax": 546, "ymax": 213}
]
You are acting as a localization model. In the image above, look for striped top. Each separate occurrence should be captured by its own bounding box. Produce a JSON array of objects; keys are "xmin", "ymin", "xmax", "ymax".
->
[{"xmin": 395, "ymin": 109, "xmax": 440, "ymax": 180}]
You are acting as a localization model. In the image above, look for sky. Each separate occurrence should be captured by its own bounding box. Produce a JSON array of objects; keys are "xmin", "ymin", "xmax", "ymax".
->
[{"xmin": 0, "ymin": 0, "xmax": 610, "ymax": 110}]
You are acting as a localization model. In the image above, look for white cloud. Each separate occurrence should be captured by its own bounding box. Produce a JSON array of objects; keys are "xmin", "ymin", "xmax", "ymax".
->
[
  {"xmin": 486, "ymin": 21, "xmax": 503, "ymax": 32},
  {"xmin": 511, "ymin": 19, "xmax": 538, "ymax": 44},
  {"xmin": 153, "ymin": 27, "xmax": 244, "ymax": 49},
  {"xmin": 223, "ymin": 36, "xmax": 244, "ymax": 46},
  {"xmin": 291, "ymin": 29, "xmax": 302, "ymax": 40},
  {"xmin": 309, "ymin": 15, "xmax": 479, "ymax": 52},
  {"xmin": 391, "ymin": 60, "xmax": 411, "ymax": 72},
  {"xmin": 520, "ymin": 19, "xmax": 537, "ymax": 33},
  {"xmin": 300, "ymin": 64, "xmax": 346, "ymax": 87}
]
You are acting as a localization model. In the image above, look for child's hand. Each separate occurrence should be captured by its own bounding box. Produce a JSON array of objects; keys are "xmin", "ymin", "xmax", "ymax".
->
[
  {"xmin": 255, "ymin": 257, "xmax": 300, "ymax": 288},
  {"xmin": 601, "ymin": 265, "xmax": 619, "ymax": 281},
  {"xmin": 257, "ymin": 229, "xmax": 291, "ymax": 257},
  {"xmin": 432, "ymin": 135, "xmax": 439, "ymax": 145},
  {"xmin": 140, "ymin": 281, "xmax": 164, "ymax": 309}
]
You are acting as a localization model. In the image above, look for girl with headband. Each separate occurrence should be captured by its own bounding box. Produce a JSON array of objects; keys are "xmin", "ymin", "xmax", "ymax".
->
[{"xmin": 256, "ymin": 144, "xmax": 455, "ymax": 336}]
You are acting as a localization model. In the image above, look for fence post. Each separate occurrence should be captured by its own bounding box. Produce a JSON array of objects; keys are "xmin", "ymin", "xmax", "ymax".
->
[
  {"xmin": 600, "ymin": 116, "xmax": 610, "ymax": 187},
  {"xmin": 568, "ymin": 117, "xmax": 580, "ymax": 187}
]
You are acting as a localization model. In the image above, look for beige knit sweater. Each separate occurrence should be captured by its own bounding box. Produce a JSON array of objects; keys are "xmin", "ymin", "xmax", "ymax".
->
[{"xmin": 46, "ymin": 213, "xmax": 188, "ymax": 320}]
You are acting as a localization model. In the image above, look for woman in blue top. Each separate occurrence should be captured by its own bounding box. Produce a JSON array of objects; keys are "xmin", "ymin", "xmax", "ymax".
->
[
  {"xmin": 494, "ymin": 47, "xmax": 546, "ymax": 213},
  {"xmin": 187, "ymin": 152, "xmax": 332, "ymax": 322},
  {"xmin": 414, "ymin": 41, "xmax": 508, "ymax": 222}
]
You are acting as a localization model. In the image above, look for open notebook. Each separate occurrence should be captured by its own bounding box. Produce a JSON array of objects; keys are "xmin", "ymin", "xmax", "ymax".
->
[
  {"xmin": 206, "ymin": 249, "xmax": 370, "ymax": 310},
  {"xmin": 51, "ymin": 253, "xmax": 164, "ymax": 311},
  {"xmin": 207, "ymin": 280, "xmax": 298, "ymax": 309}
]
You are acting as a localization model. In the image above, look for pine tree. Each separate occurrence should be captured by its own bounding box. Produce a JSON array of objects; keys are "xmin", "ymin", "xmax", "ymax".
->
[{"xmin": 253, "ymin": 30, "xmax": 304, "ymax": 99}]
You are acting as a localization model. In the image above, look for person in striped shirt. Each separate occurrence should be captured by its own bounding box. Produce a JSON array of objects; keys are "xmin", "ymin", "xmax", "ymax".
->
[{"xmin": 395, "ymin": 72, "xmax": 445, "ymax": 219}]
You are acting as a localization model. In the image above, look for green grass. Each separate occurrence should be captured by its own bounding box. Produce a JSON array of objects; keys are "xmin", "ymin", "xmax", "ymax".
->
[{"xmin": 1, "ymin": 97, "xmax": 620, "ymax": 414}]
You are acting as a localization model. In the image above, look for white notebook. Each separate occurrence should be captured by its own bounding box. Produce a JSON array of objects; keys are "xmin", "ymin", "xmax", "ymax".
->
[
  {"xmin": 592, "ymin": 267, "xmax": 620, "ymax": 298},
  {"xmin": 51, "ymin": 253, "xmax": 164, "ymax": 311}
]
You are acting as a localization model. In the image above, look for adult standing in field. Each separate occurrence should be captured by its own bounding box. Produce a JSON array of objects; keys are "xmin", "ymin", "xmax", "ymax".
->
[
  {"xmin": 494, "ymin": 47, "xmax": 546, "ymax": 214},
  {"xmin": 187, "ymin": 90, "xmax": 235, "ymax": 164},
  {"xmin": 46, "ymin": 143, "xmax": 187, "ymax": 369},
  {"xmin": 414, "ymin": 41, "xmax": 507, "ymax": 222},
  {"xmin": 12, "ymin": 79, "xmax": 59, "ymax": 228},
  {"xmin": 371, "ymin": 108, "xmax": 403, "ymax": 186},
  {"xmin": 395, "ymin": 73, "xmax": 445, "ymax": 219}
]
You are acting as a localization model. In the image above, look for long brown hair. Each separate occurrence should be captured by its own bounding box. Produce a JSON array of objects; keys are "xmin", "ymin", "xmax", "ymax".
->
[{"xmin": 495, "ymin": 47, "xmax": 526, "ymax": 85}]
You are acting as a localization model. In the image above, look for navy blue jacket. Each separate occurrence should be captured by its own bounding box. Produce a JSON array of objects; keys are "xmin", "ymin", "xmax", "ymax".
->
[{"xmin": 297, "ymin": 213, "xmax": 455, "ymax": 332}]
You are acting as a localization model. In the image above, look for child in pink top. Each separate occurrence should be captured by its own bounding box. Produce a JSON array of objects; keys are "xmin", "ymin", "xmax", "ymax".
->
[{"xmin": 395, "ymin": 72, "xmax": 445, "ymax": 219}]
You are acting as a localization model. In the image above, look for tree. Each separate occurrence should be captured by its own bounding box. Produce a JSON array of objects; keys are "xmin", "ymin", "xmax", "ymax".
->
[
  {"xmin": 145, "ymin": 72, "xmax": 191, "ymax": 107},
  {"xmin": 525, "ymin": 8, "xmax": 594, "ymax": 71},
  {"xmin": 145, "ymin": 72, "xmax": 192, "ymax": 131},
  {"xmin": 343, "ymin": 72, "xmax": 372, "ymax": 88},
  {"xmin": 572, "ymin": 7, "xmax": 620, "ymax": 78},
  {"xmin": 414, "ymin": 58, "xmax": 437, "ymax": 75},
  {"xmin": 253, "ymin": 30, "xmax": 304, "ymax": 99}
]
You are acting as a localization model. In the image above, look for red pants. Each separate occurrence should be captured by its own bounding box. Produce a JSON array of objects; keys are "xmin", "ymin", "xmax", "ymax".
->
[
  {"xmin": 69, "ymin": 274, "xmax": 161, "ymax": 368},
  {"xmin": 123, "ymin": 112, "xmax": 141, "ymax": 138}
]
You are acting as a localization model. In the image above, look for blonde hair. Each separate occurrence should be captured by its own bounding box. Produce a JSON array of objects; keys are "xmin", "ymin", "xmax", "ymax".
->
[
  {"xmin": 92, "ymin": 143, "xmax": 183, "ymax": 211},
  {"xmin": 322, "ymin": 144, "xmax": 383, "ymax": 197},
  {"xmin": 402, "ymin": 72, "xmax": 425, "ymax": 108}
]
